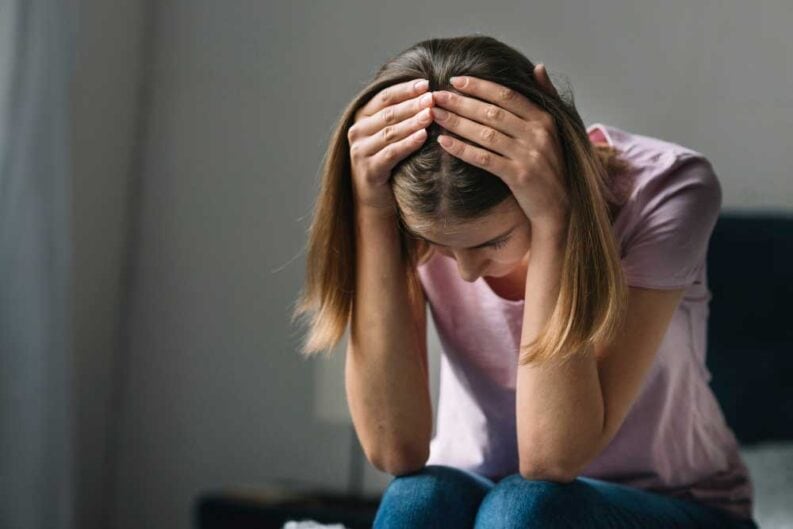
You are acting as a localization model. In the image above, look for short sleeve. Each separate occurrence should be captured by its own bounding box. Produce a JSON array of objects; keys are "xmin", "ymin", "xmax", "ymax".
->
[{"xmin": 621, "ymin": 155, "xmax": 723, "ymax": 290}]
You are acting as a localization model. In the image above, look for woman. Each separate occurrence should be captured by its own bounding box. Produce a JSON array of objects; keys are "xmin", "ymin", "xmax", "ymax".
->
[{"xmin": 292, "ymin": 35, "xmax": 758, "ymax": 528}]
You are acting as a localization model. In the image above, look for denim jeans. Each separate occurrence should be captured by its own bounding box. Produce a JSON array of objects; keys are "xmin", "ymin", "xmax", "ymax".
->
[{"xmin": 372, "ymin": 465, "xmax": 760, "ymax": 528}]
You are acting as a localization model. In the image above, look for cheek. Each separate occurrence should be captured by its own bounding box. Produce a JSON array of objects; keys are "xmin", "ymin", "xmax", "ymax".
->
[
  {"xmin": 496, "ymin": 237, "xmax": 531, "ymax": 263},
  {"xmin": 491, "ymin": 248, "xmax": 526, "ymax": 264}
]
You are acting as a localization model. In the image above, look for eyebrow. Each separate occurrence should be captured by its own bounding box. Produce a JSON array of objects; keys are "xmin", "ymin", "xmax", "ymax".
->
[{"xmin": 410, "ymin": 224, "xmax": 517, "ymax": 249}]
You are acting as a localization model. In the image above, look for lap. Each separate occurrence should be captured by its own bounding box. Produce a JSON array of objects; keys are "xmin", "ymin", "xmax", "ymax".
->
[
  {"xmin": 373, "ymin": 465, "xmax": 495, "ymax": 528},
  {"xmin": 373, "ymin": 465, "xmax": 757, "ymax": 529},
  {"xmin": 475, "ymin": 473, "xmax": 755, "ymax": 529}
]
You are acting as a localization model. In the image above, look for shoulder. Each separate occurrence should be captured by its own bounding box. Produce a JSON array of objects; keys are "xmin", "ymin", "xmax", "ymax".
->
[
  {"xmin": 595, "ymin": 123, "xmax": 712, "ymax": 175},
  {"xmin": 597, "ymin": 125, "xmax": 723, "ymax": 290},
  {"xmin": 597, "ymin": 123, "xmax": 722, "ymax": 222}
]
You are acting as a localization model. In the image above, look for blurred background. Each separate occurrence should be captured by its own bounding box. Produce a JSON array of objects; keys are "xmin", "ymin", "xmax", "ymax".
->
[{"xmin": 1, "ymin": 1, "xmax": 791, "ymax": 528}]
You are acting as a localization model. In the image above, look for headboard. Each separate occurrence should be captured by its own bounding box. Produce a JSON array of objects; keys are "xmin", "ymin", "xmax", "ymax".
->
[{"xmin": 705, "ymin": 211, "xmax": 793, "ymax": 444}]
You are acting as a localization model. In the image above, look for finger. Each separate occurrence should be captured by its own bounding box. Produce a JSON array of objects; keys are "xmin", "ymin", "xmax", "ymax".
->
[
  {"xmin": 356, "ymin": 106, "xmax": 433, "ymax": 158},
  {"xmin": 436, "ymin": 133, "xmax": 516, "ymax": 186},
  {"xmin": 375, "ymin": 128, "xmax": 429, "ymax": 173},
  {"xmin": 430, "ymin": 106, "xmax": 518, "ymax": 160},
  {"xmin": 356, "ymin": 78, "xmax": 430, "ymax": 120},
  {"xmin": 535, "ymin": 64, "xmax": 559, "ymax": 98},
  {"xmin": 352, "ymin": 90, "xmax": 434, "ymax": 140},
  {"xmin": 448, "ymin": 75, "xmax": 548, "ymax": 124},
  {"xmin": 433, "ymin": 89, "xmax": 526, "ymax": 139}
]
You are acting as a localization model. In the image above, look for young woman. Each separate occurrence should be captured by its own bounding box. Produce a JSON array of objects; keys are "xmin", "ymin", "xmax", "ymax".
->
[{"xmin": 292, "ymin": 35, "xmax": 758, "ymax": 528}]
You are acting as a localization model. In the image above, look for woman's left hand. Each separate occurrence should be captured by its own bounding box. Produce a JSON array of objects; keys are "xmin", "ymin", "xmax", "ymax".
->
[{"xmin": 431, "ymin": 64, "xmax": 570, "ymax": 233}]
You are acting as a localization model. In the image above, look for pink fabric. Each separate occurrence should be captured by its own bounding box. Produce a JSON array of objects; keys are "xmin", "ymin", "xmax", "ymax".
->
[{"xmin": 416, "ymin": 123, "xmax": 754, "ymax": 521}]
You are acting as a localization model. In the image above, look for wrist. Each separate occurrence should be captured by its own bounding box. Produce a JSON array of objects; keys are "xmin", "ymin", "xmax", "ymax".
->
[
  {"xmin": 354, "ymin": 197, "xmax": 397, "ymax": 221},
  {"xmin": 531, "ymin": 215, "xmax": 569, "ymax": 243},
  {"xmin": 354, "ymin": 205, "xmax": 399, "ymax": 241}
]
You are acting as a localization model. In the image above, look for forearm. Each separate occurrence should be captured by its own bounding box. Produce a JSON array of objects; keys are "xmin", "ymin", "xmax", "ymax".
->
[
  {"xmin": 345, "ymin": 207, "xmax": 433, "ymax": 475},
  {"xmin": 516, "ymin": 221, "xmax": 604, "ymax": 480}
]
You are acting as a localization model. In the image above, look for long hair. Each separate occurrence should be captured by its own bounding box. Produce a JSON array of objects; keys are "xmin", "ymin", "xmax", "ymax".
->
[{"xmin": 291, "ymin": 34, "xmax": 636, "ymax": 366}]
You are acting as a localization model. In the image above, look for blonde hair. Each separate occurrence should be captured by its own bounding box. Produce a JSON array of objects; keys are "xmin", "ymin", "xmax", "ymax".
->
[{"xmin": 291, "ymin": 35, "xmax": 636, "ymax": 366}]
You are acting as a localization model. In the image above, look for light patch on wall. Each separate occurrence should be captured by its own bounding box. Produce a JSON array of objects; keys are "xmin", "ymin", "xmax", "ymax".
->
[{"xmin": 312, "ymin": 327, "xmax": 352, "ymax": 424}]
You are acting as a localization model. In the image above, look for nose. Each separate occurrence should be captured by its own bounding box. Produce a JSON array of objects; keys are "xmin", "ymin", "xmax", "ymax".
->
[{"xmin": 453, "ymin": 252, "xmax": 487, "ymax": 282}]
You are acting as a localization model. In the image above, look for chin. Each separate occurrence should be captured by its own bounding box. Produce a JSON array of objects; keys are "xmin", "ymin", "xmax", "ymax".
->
[{"xmin": 483, "ymin": 268, "xmax": 511, "ymax": 279}]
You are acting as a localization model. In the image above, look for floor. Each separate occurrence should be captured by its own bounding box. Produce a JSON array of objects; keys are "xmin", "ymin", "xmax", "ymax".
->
[{"xmin": 740, "ymin": 441, "xmax": 793, "ymax": 529}]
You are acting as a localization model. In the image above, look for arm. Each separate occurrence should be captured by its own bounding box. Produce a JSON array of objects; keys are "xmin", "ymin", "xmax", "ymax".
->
[
  {"xmin": 515, "ymin": 221, "xmax": 603, "ymax": 480},
  {"xmin": 516, "ymin": 221, "xmax": 685, "ymax": 481},
  {"xmin": 345, "ymin": 206, "xmax": 433, "ymax": 476},
  {"xmin": 420, "ymin": 71, "xmax": 692, "ymax": 479}
]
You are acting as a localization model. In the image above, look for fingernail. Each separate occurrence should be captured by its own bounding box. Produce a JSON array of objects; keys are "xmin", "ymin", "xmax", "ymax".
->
[
  {"xmin": 420, "ymin": 93, "xmax": 433, "ymax": 106},
  {"xmin": 414, "ymin": 79, "xmax": 429, "ymax": 91},
  {"xmin": 437, "ymin": 135, "xmax": 452, "ymax": 147},
  {"xmin": 449, "ymin": 76, "xmax": 466, "ymax": 88}
]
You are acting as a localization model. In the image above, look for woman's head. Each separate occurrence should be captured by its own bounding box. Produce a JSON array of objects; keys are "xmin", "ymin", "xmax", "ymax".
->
[
  {"xmin": 293, "ymin": 34, "xmax": 635, "ymax": 364},
  {"xmin": 401, "ymin": 193, "xmax": 532, "ymax": 283}
]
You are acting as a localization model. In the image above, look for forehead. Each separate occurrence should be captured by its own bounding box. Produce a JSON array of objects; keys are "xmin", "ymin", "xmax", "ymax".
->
[
  {"xmin": 402, "ymin": 199, "xmax": 522, "ymax": 246},
  {"xmin": 403, "ymin": 196, "xmax": 519, "ymax": 228}
]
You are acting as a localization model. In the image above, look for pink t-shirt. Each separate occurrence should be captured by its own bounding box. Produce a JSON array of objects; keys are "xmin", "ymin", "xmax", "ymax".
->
[{"xmin": 416, "ymin": 123, "xmax": 754, "ymax": 522}]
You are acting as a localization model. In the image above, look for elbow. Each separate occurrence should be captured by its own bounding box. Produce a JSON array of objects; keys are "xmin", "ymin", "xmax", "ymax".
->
[
  {"xmin": 518, "ymin": 456, "xmax": 577, "ymax": 483},
  {"xmin": 370, "ymin": 443, "xmax": 430, "ymax": 476}
]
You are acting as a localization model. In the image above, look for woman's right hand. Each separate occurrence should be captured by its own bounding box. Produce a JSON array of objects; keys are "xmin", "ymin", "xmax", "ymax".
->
[{"xmin": 348, "ymin": 78, "xmax": 435, "ymax": 214}]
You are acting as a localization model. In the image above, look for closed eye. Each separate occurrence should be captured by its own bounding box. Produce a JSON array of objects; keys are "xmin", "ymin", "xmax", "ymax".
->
[
  {"xmin": 409, "ymin": 228, "xmax": 515, "ymax": 250},
  {"xmin": 488, "ymin": 236, "xmax": 511, "ymax": 250}
]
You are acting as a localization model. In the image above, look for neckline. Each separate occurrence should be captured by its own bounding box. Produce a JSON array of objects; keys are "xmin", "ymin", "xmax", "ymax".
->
[
  {"xmin": 477, "ymin": 123, "xmax": 614, "ymax": 305},
  {"xmin": 478, "ymin": 279, "xmax": 525, "ymax": 305},
  {"xmin": 479, "ymin": 274, "xmax": 526, "ymax": 305}
]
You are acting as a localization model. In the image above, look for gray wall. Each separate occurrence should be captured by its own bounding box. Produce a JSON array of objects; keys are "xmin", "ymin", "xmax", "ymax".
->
[
  {"xmin": 70, "ymin": 0, "xmax": 145, "ymax": 528},
  {"xmin": 68, "ymin": 1, "xmax": 793, "ymax": 528}
]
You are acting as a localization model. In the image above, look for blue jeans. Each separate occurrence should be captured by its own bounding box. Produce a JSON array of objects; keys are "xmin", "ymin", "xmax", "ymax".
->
[{"xmin": 373, "ymin": 465, "xmax": 759, "ymax": 528}]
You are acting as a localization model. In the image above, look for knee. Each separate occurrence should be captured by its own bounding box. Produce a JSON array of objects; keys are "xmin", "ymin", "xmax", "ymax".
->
[
  {"xmin": 474, "ymin": 474, "xmax": 598, "ymax": 528},
  {"xmin": 373, "ymin": 465, "xmax": 492, "ymax": 528}
]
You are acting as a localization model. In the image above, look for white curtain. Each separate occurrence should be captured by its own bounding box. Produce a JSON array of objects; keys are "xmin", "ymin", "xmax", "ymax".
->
[{"xmin": 0, "ymin": 0, "xmax": 75, "ymax": 528}]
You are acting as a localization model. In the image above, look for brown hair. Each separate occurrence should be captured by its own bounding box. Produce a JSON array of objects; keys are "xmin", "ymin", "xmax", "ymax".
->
[{"xmin": 291, "ymin": 35, "xmax": 636, "ymax": 366}]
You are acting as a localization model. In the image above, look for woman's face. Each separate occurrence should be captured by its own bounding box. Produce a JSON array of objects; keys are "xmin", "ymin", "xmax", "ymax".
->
[{"xmin": 403, "ymin": 196, "xmax": 532, "ymax": 282}]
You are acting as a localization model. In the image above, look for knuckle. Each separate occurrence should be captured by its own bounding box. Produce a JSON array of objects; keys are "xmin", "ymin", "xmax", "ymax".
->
[
  {"xmin": 480, "ymin": 127, "xmax": 496, "ymax": 144},
  {"xmin": 381, "ymin": 125, "xmax": 396, "ymax": 143},
  {"xmin": 534, "ymin": 126, "xmax": 551, "ymax": 146},
  {"xmin": 498, "ymin": 86, "xmax": 516, "ymax": 102},
  {"xmin": 476, "ymin": 149, "xmax": 492, "ymax": 166},
  {"xmin": 485, "ymin": 104, "xmax": 503, "ymax": 121},
  {"xmin": 378, "ymin": 88, "xmax": 393, "ymax": 106},
  {"xmin": 382, "ymin": 106, "xmax": 397, "ymax": 125},
  {"xmin": 347, "ymin": 124, "xmax": 359, "ymax": 141}
]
